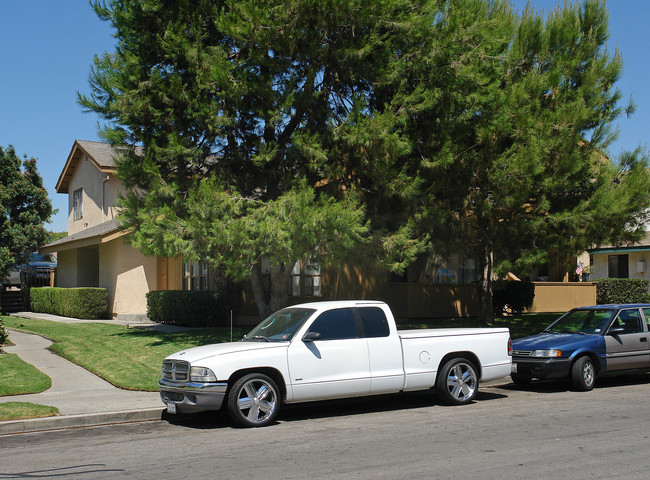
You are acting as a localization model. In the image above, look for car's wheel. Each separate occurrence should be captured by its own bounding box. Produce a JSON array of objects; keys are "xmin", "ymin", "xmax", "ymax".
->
[
  {"xmin": 227, "ymin": 373, "xmax": 280, "ymax": 427},
  {"xmin": 571, "ymin": 356, "xmax": 595, "ymax": 391},
  {"xmin": 511, "ymin": 374, "xmax": 532, "ymax": 387},
  {"xmin": 436, "ymin": 358, "xmax": 479, "ymax": 405}
]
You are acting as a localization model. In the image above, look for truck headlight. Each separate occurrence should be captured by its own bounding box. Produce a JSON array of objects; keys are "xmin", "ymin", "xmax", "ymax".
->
[
  {"xmin": 531, "ymin": 349, "xmax": 562, "ymax": 358},
  {"xmin": 189, "ymin": 367, "xmax": 217, "ymax": 382}
]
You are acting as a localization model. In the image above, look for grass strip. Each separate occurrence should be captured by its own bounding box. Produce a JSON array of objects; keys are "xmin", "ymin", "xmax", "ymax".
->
[
  {"xmin": 0, "ymin": 353, "xmax": 52, "ymax": 395},
  {"xmin": 0, "ymin": 402, "xmax": 59, "ymax": 421},
  {"xmin": 2, "ymin": 317, "xmax": 248, "ymax": 392}
]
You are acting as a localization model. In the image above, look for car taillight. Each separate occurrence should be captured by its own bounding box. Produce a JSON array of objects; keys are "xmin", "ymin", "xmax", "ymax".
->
[{"xmin": 508, "ymin": 338, "xmax": 512, "ymax": 356}]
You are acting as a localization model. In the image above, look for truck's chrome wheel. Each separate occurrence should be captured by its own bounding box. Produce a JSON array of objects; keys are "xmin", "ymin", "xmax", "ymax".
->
[
  {"xmin": 227, "ymin": 374, "xmax": 280, "ymax": 427},
  {"xmin": 436, "ymin": 358, "xmax": 478, "ymax": 405}
]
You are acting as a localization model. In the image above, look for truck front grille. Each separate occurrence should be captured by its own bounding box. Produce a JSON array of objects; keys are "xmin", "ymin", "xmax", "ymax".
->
[{"xmin": 162, "ymin": 360, "xmax": 190, "ymax": 383}]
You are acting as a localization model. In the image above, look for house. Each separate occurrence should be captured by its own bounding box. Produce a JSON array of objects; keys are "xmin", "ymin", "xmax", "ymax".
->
[
  {"xmin": 41, "ymin": 140, "xmax": 596, "ymax": 322},
  {"xmin": 587, "ymin": 230, "xmax": 650, "ymax": 288},
  {"xmin": 40, "ymin": 140, "xmax": 171, "ymax": 321}
]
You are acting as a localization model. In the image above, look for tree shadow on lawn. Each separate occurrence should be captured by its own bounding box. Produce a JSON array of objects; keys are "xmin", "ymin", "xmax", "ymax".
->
[
  {"xmin": 162, "ymin": 388, "xmax": 508, "ymax": 430},
  {"xmin": 110, "ymin": 326, "xmax": 249, "ymax": 348}
]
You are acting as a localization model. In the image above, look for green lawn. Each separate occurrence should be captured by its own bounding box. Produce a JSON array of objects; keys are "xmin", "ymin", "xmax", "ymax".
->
[
  {"xmin": 2, "ymin": 317, "xmax": 248, "ymax": 391},
  {"xmin": 0, "ymin": 353, "xmax": 52, "ymax": 395},
  {"xmin": 0, "ymin": 402, "xmax": 59, "ymax": 421}
]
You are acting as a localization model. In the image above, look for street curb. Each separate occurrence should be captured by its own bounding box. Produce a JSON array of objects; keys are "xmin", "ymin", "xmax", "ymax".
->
[{"xmin": 0, "ymin": 408, "xmax": 166, "ymax": 435}]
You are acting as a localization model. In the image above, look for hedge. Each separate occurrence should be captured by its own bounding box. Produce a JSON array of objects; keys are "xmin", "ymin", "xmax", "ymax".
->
[
  {"xmin": 594, "ymin": 278, "xmax": 650, "ymax": 304},
  {"xmin": 0, "ymin": 320, "xmax": 7, "ymax": 346},
  {"xmin": 30, "ymin": 287, "xmax": 108, "ymax": 319},
  {"xmin": 146, "ymin": 290, "xmax": 236, "ymax": 327},
  {"xmin": 493, "ymin": 280, "xmax": 535, "ymax": 316}
]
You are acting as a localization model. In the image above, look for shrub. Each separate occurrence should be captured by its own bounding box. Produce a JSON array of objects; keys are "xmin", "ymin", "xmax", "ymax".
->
[
  {"xmin": 147, "ymin": 290, "xmax": 237, "ymax": 327},
  {"xmin": 493, "ymin": 280, "xmax": 536, "ymax": 317},
  {"xmin": 30, "ymin": 287, "xmax": 108, "ymax": 319},
  {"xmin": 0, "ymin": 320, "xmax": 7, "ymax": 346},
  {"xmin": 595, "ymin": 278, "xmax": 650, "ymax": 304}
]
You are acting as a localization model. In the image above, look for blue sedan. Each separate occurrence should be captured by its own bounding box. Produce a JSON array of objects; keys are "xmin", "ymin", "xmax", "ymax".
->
[{"xmin": 511, "ymin": 304, "xmax": 650, "ymax": 391}]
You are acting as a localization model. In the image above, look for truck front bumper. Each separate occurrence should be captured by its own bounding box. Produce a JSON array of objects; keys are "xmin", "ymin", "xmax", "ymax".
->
[
  {"xmin": 158, "ymin": 378, "xmax": 228, "ymax": 414},
  {"xmin": 511, "ymin": 357, "xmax": 572, "ymax": 380}
]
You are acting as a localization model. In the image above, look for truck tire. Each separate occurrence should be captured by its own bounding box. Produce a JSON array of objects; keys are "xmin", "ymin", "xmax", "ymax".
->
[
  {"xmin": 227, "ymin": 373, "xmax": 280, "ymax": 427},
  {"xmin": 511, "ymin": 374, "xmax": 532, "ymax": 387},
  {"xmin": 436, "ymin": 358, "xmax": 478, "ymax": 405},
  {"xmin": 571, "ymin": 356, "xmax": 595, "ymax": 391}
]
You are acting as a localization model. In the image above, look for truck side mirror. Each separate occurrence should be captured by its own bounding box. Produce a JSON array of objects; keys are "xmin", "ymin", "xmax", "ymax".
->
[
  {"xmin": 302, "ymin": 332, "xmax": 322, "ymax": 342},
  {"xmin": 608, "ymin": 326, "xmax": 626, "ymax": 335}
]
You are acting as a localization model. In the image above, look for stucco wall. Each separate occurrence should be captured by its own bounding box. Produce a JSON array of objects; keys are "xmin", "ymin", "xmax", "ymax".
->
[
  {"xmin": 67, "ymin": 155, "xmax": 123, "ymax": 235},
  {"xmin": 528, "ymin": 282, "xmax": 596, "ymax": 312},
  {"xmin": 54, "ymin": 249, "xmax": 78, "ymax": 287},
  {"xmin": 99, "ymin": 238, "xmax": 158, "ymax": 316},
  {"xmin": 591, "ymin": 251, "xmax": 650, "ymax": 288}
]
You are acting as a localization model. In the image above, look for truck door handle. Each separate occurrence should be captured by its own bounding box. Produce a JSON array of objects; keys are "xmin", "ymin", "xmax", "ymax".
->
[{"xmin": 641, "ymin": 337, "xmax": 648, "ymax": 342}]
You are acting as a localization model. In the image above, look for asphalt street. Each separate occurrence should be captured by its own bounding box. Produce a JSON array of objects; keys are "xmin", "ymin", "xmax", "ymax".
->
[{"xmin": 2, "ymin": 375, "xmax": 650, "ymax": 480}]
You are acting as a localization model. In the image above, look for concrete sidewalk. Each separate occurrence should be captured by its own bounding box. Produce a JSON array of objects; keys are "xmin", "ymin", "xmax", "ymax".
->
[{"xmin": 0, "ymin": 312, "xmax": 171, "ymax": 435}]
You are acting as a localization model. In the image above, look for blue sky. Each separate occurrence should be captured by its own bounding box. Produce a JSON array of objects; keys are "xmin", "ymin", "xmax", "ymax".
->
[{"xmin": 1, "ymin": 1, "xmax": 648, "ymax": 233}]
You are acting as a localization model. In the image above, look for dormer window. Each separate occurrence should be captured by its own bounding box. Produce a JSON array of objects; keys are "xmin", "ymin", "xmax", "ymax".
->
[{"xmin": 73, "ymin": 188, "xmax": 83, "ymax": 221}]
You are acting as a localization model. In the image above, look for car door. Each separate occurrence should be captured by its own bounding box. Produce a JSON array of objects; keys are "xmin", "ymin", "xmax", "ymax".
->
[
  {"xmin": 356, "ymin": 306, "xmax": 405, "ymax": 394},
  {"xmin": 604, "ymin": 308, "xmax": 650, "ymax": 370},
  {"xmin": 287, "ymin": 307, "xmax": 371, "ymax": 402}
]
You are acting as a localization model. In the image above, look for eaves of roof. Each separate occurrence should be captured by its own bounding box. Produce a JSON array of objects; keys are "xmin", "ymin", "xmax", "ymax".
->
[
  {"xmin": 588, "ymin": 231, "xmax": 650, "ymax": 254},
  {"xmin": 39, "ymin": 219, "xmax": 127, "ymax": 254},
  {"xmin": 56, "ymin": 140, "xmax": 119, "ymax": 194}
]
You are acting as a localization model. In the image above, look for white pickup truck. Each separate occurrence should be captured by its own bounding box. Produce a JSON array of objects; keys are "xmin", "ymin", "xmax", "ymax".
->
[{"xmin": 159, "ymin": 300, "xmax": 512, "ymax": 427}]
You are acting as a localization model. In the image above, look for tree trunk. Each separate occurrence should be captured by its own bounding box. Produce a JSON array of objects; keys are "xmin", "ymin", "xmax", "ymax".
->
[
  {"xmin": 479, "ymin": 249, "xmax": 494, "ymax": 325},
  {"xmin": 249, "ymin": 258, "xmax": 291, "ymax": 320}
]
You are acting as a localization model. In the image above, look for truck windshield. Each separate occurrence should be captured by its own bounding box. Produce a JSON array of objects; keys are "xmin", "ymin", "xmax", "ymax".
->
[
  {"xmin": 544, "ymin": 309, "xmax": 615, "ymax": 335},
  {"xmin": 244, "ymin": 308, "xmax": 315, "ymax": 342}
]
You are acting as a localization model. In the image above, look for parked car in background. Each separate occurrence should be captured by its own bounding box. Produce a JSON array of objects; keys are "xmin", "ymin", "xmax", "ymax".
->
[
  {"xmin": 1, "ymin": 267, "xmax": 21, "ymax": 290},
  {"xmin": 0, "ymin": 253, "xmax": 57, "ymax": 290},
  {"xmin": 511, "ymin": 304, "xmax": 650, "ymax": 391}
]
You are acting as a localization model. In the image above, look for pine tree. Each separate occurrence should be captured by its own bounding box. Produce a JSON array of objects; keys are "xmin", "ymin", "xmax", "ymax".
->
[
  {"xmin": 412, "ymin": 0, "xmax": 650, "ymax": 322},
  {"xmin": 81, "ymin": 0, "xmax": 433, "ymax": 317}
]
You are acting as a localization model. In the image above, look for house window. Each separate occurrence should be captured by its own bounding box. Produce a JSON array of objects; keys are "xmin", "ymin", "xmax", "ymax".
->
[
  {"xmin": 73, "ymin": 188, "xmax": 83, "ymax": 221},
  {"xmin": 289, "ymin": 257, "xmax": 321, "ymax": 297},
  {"xmin": 183, "ymin": 260, "xmax": 208, "ymax": 291},
  {"xmin": 608, "ymin": 254, "xmax": 629, "ymax": 278}
]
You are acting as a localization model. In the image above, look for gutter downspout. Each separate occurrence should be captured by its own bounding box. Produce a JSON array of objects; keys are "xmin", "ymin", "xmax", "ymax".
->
[{"xmin": 102, "ymin": 175, "xmax": 110, "ymax": 220}]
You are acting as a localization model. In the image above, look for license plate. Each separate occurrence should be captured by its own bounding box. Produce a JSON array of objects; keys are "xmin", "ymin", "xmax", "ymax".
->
[
  {"xmin": 511, "ymin": 363, "xmax": 517, "ymax": 373},
  {"xmin": 166, "ymin": 402, "xmax": 177, "ymax": 414}
]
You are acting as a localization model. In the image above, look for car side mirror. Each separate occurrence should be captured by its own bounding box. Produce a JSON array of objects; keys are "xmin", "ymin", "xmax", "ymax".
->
[
  {"xmin": 608, "ymin": 326, "xmax": 625, "ymax": 335},
  {"xmin": 302, "ymin": 332, "xmax": 322, "ymax": 342}
]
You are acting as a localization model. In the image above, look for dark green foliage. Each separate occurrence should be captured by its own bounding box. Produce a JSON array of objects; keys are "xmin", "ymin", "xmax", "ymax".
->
[
  {"xmin": 0, "ymin": 319, "xmax": 8, "ymax": 346},
  {"xmin": 81, "ymin": 0, "xmax": 434, "ymax": 318},
  {"xmin": 595, "ymin": 278, "xmax": 650, "ymax": 304},
  {"xmin": 81, "ymin": 0, "xmax": 650, "ymax": 323},
  {"xmin": 408, "ymin": 0, "xmax": 650, "ymax": 322},
  {"xmin": 146, "ymin": 290, "xmax": 235, "ymax": 327},
  {"xmin": 492, "ymin": 281, "xmax": 536, "ymax": 317},
  {"xmin": 0, "ymin": 146, "xmax": 53, "ymax": 282},
  {"xmin": 30, "ymin": 288, "xmax": 108, "ymax": 319}
]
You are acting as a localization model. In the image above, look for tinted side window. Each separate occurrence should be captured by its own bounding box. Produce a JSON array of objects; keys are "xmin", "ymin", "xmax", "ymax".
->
[
  {"xmin": 308, "ymin": 308, "xmax": 357, "ymax": 340},
  {"xmin": 643, "ymin": 308, "xmax": 650, "ymax": 323},
  {"xmin": 612, "ymin": 309, "xmax": 643, "ymax": 334},
  {"xmin": 358, "ymin": 307, "xmax": 390, "ymax": 338}
]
